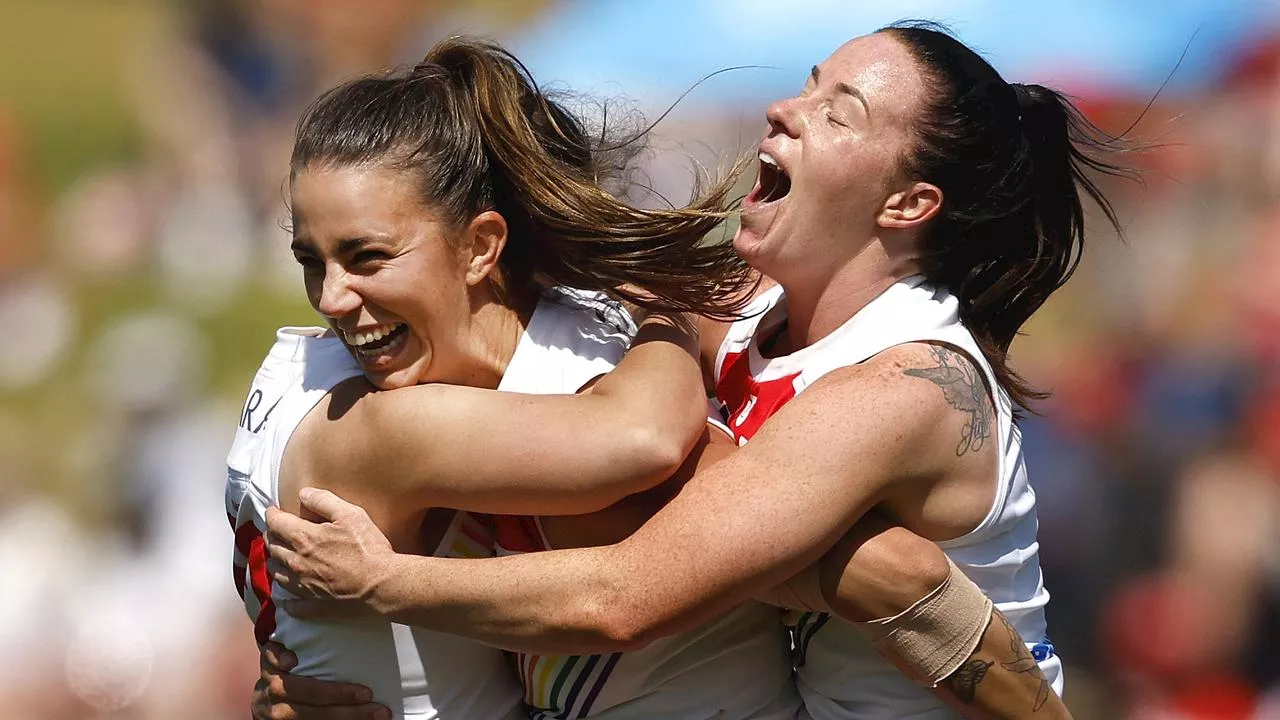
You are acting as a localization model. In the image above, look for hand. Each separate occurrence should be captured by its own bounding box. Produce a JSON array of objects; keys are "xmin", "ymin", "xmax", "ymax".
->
[
  {"xmin": 252, "ymin": 641, "xmax": 389, "ymax": 720},
  {"xmin": 266, "ymin": 488, "xmax": 396, "ymax": 620}
]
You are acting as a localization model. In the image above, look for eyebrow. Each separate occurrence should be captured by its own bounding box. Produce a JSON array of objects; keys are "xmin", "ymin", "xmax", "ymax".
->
[
  {"xmin": 289, "ymin": 237, "xmax": 370, "ymax": 255},
  {"xmin": 336, "ymin": 238, "xmax": 370, "ymax": 255},
  {"xmin": 811, "ymin": 65, "xmax": 869, "ymax": 115}
]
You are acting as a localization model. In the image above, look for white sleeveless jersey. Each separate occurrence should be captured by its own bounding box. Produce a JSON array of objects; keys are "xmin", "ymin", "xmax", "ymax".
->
[
  {"xmin": 225, "ymin": 327, "xmax": 523, "ymax": 720},
  {"xmin": 490, "ymin": 294, "xmax": 800, "ymax": 720},
  {"xmin": 713, "ymin": 277, "xmax": 1062, "ymax": 720}
]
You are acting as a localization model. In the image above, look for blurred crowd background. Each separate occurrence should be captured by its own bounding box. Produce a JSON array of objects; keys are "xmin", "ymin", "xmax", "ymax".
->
[{"xmin": 1, "ymin": 1, "xmax": 1279, "ymax": 718}]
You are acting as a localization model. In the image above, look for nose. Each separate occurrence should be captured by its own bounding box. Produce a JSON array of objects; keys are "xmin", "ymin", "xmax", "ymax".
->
[
  {"xmin": 765, "ymin": 96, "xmax": 800, "ymax": 138},
  {"xmin": 315, "ymin": 267, "xmax": 361, "ymax": 320}
]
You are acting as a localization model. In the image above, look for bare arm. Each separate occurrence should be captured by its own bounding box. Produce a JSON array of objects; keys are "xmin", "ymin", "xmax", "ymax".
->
[
  {"xmin": 804, "ymin": 520, "xmax": 1068, "ymax": 719},
  {"xmin": 268, "ymin": 344, "xmax": 959, "ymax": 653},
  {"xmin": 291, "ymin": 312, "xmax": 708, "ymax": 517},
  {"xmin": 937, "ymin": 611, "xmax": 1067, "ymax": 719}
]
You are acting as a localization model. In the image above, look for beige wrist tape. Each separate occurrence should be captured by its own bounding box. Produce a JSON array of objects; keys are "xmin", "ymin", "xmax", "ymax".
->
[{"xmin": 855, "ymin": 557, "xmax": 993, "ymax": 687}]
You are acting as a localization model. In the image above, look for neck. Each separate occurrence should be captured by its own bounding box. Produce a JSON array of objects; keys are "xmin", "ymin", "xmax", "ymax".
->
[
  {"xmin": 779, "ymin": 241, "xmax": 918, "ymax": 353},
  {"xmin": 459, "ymin": 288, "xmax": 536, "ymax": 389}
]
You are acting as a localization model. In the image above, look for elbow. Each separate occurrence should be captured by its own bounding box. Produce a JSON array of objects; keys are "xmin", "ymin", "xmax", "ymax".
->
[
  {"xmin": 624, "ymin": 425, "xmax": 690, "ymax": 488},
  {"xmin": 824, "ymin": 522, "xmax": 952, "ymax": 622},
  {"xmin": 578, "ymin": 588, "xmax": 662, "ymax": 653}
]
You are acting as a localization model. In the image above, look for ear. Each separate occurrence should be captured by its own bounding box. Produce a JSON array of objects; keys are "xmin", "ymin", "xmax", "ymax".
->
[
  {"xmin": 877, "ymin": 181, "xmax": 942, "ymax": 230},
  {"xmin": 460, "ymin": 210, "xmax": 509, "ymax": 286}
]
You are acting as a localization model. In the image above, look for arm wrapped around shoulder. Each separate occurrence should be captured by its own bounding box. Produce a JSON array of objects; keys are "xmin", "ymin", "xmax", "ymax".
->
[{"xmin": 856, "ymin": 557, "xmax": 993, "ymax": 687}]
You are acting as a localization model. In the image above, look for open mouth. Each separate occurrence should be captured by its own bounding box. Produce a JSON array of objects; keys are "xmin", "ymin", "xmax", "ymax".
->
[
  {"xmin": 341, "ymin": 323, "xmax": 408, "ymax": 359},
  {"xmin": 745, "ymin": 152, "xmax": 791, "ymax": 207}
]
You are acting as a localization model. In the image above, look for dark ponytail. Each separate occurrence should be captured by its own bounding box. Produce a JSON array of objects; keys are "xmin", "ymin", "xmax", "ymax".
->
[
  {"xmin": 291, "ymin": 36, "xmax": 754, "ymax": 319},
  {"xmin": 882, "ymin": 21, "xmax": 1139, "ymax": 410}
]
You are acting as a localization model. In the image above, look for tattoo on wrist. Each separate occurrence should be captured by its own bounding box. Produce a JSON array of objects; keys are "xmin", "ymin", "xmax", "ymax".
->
[
  {"xmin": 996, "ymin": 611, "xmax": 1052, "ymax": 711},
  {"xmin": 902, "ymin": 345, "xmax": 993, "ymax": 456}
]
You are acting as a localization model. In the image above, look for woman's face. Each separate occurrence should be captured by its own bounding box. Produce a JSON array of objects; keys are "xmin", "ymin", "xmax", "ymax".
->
[
  {"xmin": 734, "ymin": 32, "xmax": 928, "ymax": 286},
  {"xmin": 289, "ymin": 164, "xmax": 476, "ymax": 390}
]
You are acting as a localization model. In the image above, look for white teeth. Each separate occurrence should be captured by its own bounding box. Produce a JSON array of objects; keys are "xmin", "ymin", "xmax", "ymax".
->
[
  {"xmin": 345, "ymin": 324, "xmax": 401, "ymax": 347},
  {"xmin": 758, "ymin": 151, "xmax": 778, "ymax": 168}
]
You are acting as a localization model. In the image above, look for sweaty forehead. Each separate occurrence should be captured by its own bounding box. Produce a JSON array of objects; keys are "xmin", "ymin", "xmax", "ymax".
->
[{"xmin": 820, "ymin": 34, "xmax": 926, "ymax": 124}]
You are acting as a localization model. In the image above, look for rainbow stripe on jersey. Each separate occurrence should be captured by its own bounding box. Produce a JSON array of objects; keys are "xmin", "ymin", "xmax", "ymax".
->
[{"xmin": 493, "ymin": 516, "xmax": 626, "ymax": 719}]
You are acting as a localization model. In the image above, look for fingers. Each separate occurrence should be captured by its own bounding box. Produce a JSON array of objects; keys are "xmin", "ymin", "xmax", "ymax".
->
[
  {"xmin": 260, "ymin": 700, "xmax": 391, "ymax": 720},
  {"xmin": 263, "ymin": 641, "xmax": 298, "ymax": 672},
  {"xmin": 268, "ymin": 670, "xmax": 373, "ymax": 706},
  {"xmin": 266, "ymin": 505, "xmax": 315, "ymax": 543},
  {"xmin": 297, "ymin": 487, "xmax": 358, "ymax": 523},
  {"xmin": 256, "ymin": 654, "xmax": 388, "ymax": 720},
  {"xmin": 267, "ymin": 549, "xmax": 303, "ymax": 593}
]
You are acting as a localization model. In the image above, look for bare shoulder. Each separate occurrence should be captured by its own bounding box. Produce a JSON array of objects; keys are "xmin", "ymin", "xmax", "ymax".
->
[
  {"xmin": 282, "ymin": 375, "xmax": 392, "ymax": 496},
  {"xmin": 876, "ymin": 342, "xmax": 995, "ymax": 458},
  {"xmin": 790, "ymin": 344, "xmax": 957, "ymax": 429},
  {"xmin": 775, "ymin": 343, "xmax": 994, "ymax": 474},
  {"xmin": 743, "ymin": 346, "xmax": 949, "ymax": 465}
]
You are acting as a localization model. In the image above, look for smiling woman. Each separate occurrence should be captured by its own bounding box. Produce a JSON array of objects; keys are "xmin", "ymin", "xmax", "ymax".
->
[{"xmin": 225, "ymin": 36, "xmax": 798, "ymax": 720}]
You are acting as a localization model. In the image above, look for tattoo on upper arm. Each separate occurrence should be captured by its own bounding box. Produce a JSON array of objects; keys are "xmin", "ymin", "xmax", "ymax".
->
[
  {"xmin": 902, "ymin": 345, "xmax": 993, "ymax": 456},
  {"xmin": 946, "ymin": 659, "xmax": 993, "ymax": 703}
]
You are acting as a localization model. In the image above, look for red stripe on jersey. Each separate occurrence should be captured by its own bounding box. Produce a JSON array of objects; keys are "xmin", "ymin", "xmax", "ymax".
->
[
  {"xmin": 229, "ymin": 512, "xmax": 248, "ymax": 597},
  {"xmin": 716, "ymin": 349, "xmax": 800, "ymax": 443},
  {"xmin": 492, "ymin": 515, "xmax": 547, "ymax": 553},
  {"xmin": 234, "ymin": 516, "xmax": 260, "ymax": 559},
  {"xmin": 241, "ymin": 523, "xmax": 278, "ymax": 646}
]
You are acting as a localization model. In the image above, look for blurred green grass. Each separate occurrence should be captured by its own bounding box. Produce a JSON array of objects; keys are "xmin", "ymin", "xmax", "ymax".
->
[
  {"xmin": 0, "ymin": 0, "xmax": 156, "ymax": 197},
  {"xmin": 0, "ymin": 0, "xmax": 316, "ymax": 518}
]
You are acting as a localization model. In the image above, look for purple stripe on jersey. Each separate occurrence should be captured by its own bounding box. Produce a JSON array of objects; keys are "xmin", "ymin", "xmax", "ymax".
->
[
  {"xmin": 576, "ymin": 652, "xmax": 623, "ymax": 718},
  {"xmin": 559, "ymin": 653, "xmax": 601, "ymax": 718}
]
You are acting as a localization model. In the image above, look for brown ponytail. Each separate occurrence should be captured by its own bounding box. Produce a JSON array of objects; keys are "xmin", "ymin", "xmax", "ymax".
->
[{"xmin": 292, "ymin": 36, "xmax": 755, "ymax": 319}]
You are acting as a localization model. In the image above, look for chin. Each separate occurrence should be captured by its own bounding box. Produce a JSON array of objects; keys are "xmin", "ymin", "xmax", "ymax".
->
[
  {"xmin": 363, "ymin": 362, "xmax": 426, "ymax": 391},
  {"xmin": 367, "ymin": 375, "xmax": 410, "ymax": 391},
  {"xmin": 731, "ymin": 224, "xmax": 778, "ymax": 274}
]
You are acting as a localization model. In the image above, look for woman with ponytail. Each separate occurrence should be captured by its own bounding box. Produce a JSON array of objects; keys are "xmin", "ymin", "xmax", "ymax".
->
[
  {"xmin": 229, "ymin": 36, "xmax": 808, "ymax": 720},
  {"xmin": 265, "ymin": 22, "xmax": 1135, "ymax": 719}
]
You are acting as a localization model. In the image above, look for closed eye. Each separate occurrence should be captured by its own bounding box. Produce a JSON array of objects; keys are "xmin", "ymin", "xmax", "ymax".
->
[
  {"xmin": 352, "ymin": 250, "xmax": 389, "ymax": 265},
  {"xmin": 293, "ymin": 253, "xmax": 322, "ymax": 271},
  {"xmin": 824, "ymin": 105, "xmax": 848, "ymax": 128}
]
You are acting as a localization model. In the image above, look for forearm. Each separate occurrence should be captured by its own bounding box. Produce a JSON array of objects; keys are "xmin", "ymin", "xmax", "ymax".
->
[
  {"xmin": 934, "ymin": 610, "xmax": 1069, "ymax": 719},
  {"xmin": 367, "ymin": 455, "xmax": 832, "ymax": 656},
  {"xmin": 334, "ymin": 315, "xmax": 707, "ymax": 517},
  {"xmin": 754, "ymin": 562, "xmax": 829, "ymax": 612},
  {"xmin": 368, "ymin": 549, "xmax": 648, "ymax": 655}
]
